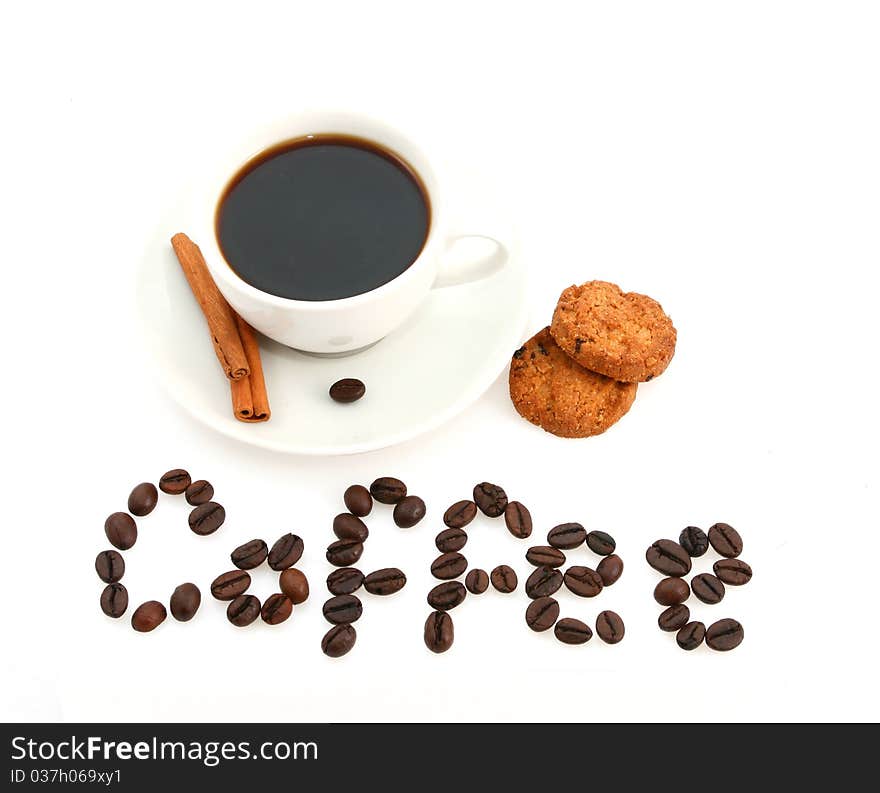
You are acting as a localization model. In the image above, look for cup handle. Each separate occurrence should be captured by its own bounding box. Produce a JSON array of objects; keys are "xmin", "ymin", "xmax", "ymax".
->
[{"xmin": 432, "ymin": 214, "xmax": 513, "ymax": 289}]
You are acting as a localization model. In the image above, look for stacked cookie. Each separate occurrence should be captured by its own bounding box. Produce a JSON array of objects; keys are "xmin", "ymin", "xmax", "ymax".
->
[{"xmin": 509, "ymin": 281, "xmax": 676, "ymax": 437}]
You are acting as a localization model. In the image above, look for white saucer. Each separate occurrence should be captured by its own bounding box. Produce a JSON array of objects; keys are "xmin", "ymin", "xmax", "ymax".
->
[{"xmin": 136, "ymin": 199, "xmax": 528, "ymax": 455}]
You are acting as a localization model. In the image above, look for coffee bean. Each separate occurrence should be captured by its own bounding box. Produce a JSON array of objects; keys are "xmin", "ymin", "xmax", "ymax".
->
[
  {"xmin": 227, "ymin": 594, "xmax": 261, "ymax": 627},
  {"xmin": 323, "ymin": 594, "xmax": 363, "ymax": 624},
  {"xmin": 262, "ymin": 593, "xmax": 293, "ymax": 625},
  {"xmin": 713, "ymin": 558, "xmax": 753, "ymax": 586},
  {"xmin": 645, "ymin": 539, "xmax": 692, "ymax": 577},
  {"xmin": 654, "ymin": 577, "xmax": 690, "ymax": 606},
  {"xmin": 691, "ymin": 573, "xmax": 725, "ymax": 604},
  {"xmin": 465, "ymin": 568, "xmax": 489, "ymax": 594},
  {"xmin": 526, "ymin": 566, "xmax": 564, "ymax": 599},
  {"xmin": 586, "ymin": 530, "xmax": 616, "ymax": 556},
  {"xmin": 676, "ymin": 621, "xmax": 706, "ymax": 650},
  {"xmin": 268, "ymin": 533, "xmax": 304, "ymax": 570},
  {"xmin": 436, "ymin": 528, "xmax": 467, "ymax": 552},
  {"xmin": 210, "ymin": 570, "xmax": 251, "ymax": 601},
  {"xmin": 104, "ymin": 512, "xmax": 137, "ymax": 551},
  {"xmin": 548, "ymin": 523, "xmax": 587, "ymax": 550},
  {"xmin": 363, "ymin": 568, "xmax": 407, "ymax": 595},
  {"xmin": 169, "ymin": 583, "xmax": 201, "ymax": 622},
  {"xmin": 128, "ymin": 482, "xmax": 158, "ymax": 516},
  {"xmin": 100, "ymin": 583, "xmax": 128, "ymax": 618},
  {"xmin": 326, "ymin": 568, "xmax": 364, "ymax": 596},
  {"xmin": 230, "ymin": 539, "xmax": 268, "ymax": 570},
  {"xmin": 326, "ymin": 539, "xmax": 363, "ymax": 567},
  {"xmin": 131, "ymin": 600, "xmax": 166, "ymax": 632},
  {"xmin": 679, "ymin": 526, "xmax": 709, "ymax": 558},
  {"xmin": 526, "ymin": 546, "xmax": 566, "ymax": 568},
  {"xmin": 504, "ymin": 501, "xmax": 532, "ymax": 539},
  {"xmin": 443, "ymin": 500, "xmax": 477, "ymax": 528},
  {"xmin": 525, "ymin": 596, "xmax": 560, "ymax": 632},
  {"xmin": 596, "ymin": 610, "xmax": 625, "ymax": 644},
  {"xmin": 427, "ymin": 581, "xmax": 467, "ymax": 610},
  {"xmin": 322, "ymin": 624, "xmax": 357, "ymax": 657},
  {"xmin": 188, "ymin": 502, "xmax": 226, "ymax": 535},
  {"xmin": 431, "ymin": 552, "xmax": 467, "ymax": 580},
  {"xmin": 658, "ymin": 604, "xmax": 690, "ymax": 632},
  {"xmin": 706, "ymin": 618, "xmax": 744, "ymax": 651},
  {"xmin": 490, "ymin": 565, "xmax": 518, "ymax": 593},
  {"xmin": 279, "ymin": 569, "xmax": 310, "ymax": 604},
  {"xmin": 185, "ymin": 480, "xmax": 214, "ymax": 506},
  {"xmin": 329, "ymin": 378, "xmax": 366, "ymax": 403},
  {"xmin": 370, "ymin": 477, "xmax": 407, "ymax": 504},
  {"xmin": 563, "ymin": 566, "xmax": 604, "ymax": 597},
  {"xmin": 424, "ymin": 611, "xmax": 454, "ymax": 653},
  {"xmin": 343, "ymin": 485, "xmax": 373, "ymax": 517},
  {"xmin": 473, "ymin": 482, "xmax": 508, "ymax": 517},
  {"xmin": 393, "ymin": 495, "xmax": 426, "ymax": 528},
  {"xmin": 159, "ymin": 468, "xmax": 191, "ymax": 495},
  {"xmin": 596, "ymin": 554, "xmax": 624, "ymax": 586},
  {"xmin": 554, "ymin": 617, "xmax": 592, "ymax": 645},
  {"xmin": 708, "ymin": 523, "xmax": 743, "ymax": 558},
  {"xmin": 95, "ymin": 550, "xmax": 124, "ymax": 583},
  {"xmin": 333, "ymin": 513, "xmax": 369, "ymax": 542}
]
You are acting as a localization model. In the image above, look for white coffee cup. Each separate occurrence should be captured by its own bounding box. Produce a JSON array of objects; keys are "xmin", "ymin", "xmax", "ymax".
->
[{"xmin": 195, "ymin": 110, "xmax": 511, "ymax": 354}]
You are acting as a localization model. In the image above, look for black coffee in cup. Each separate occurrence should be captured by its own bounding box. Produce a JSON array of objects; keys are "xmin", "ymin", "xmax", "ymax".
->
[{"xmin": 215, "ymin": 134, "xmax": 430, "ymax": 301}]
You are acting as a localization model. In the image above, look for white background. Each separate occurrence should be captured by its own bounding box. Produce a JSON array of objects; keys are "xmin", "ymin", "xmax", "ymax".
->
[{"xmin": 2, "ymin": 1, "xmax": 878, "ymax": 723}]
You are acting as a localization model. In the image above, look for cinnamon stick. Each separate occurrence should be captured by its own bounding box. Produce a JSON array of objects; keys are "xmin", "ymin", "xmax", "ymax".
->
[
  {"xmin": 170, "ymin": 232, "xmax": 250, "ymax": 381},
  {"xmin": 230, "ymin": 315, "xmax": 271, "ymax": 422}
]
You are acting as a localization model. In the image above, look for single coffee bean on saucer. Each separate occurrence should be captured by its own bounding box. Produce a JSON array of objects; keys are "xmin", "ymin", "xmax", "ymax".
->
[
  {"xmin": 185, "ymin": 479, "xmax": 214, "ymax": 506},
  {"xmin": 595, "ymin": 610, "xmax": 625, "ymax": 644},
  {"xmin": 393, "ymin": 495, "xmax": 426, "ymax": 528},
  {"xmin": 231, "ymin": 539, "xmax": 269, "ymax": 570},
  {"xmin": 526, "ymin": 546, "xmax": 566, "ymax": 568},
  {"xmin": 170, "ymin": 583, "xmax": 201, "ymax": 622},
  {"xmin": 679, "ymin": 526, "xmax": 709, "ymax": 558},
  {"xmin": 708, "ymin": 523, "xmax": 743, "ymax": 558},
  {"xmin": 525, "ymin": 596, "xmax": 560, "ymax": 632},
  {"xmin": 654, "ymin": 577, "xmax": 690, "ymax": 606},
  {"xmin": 279, "ymin": 568, "xmax": 310, "ymax": 603},
  {"xmin": 262, "ymin": 593, "xmax": 293, "ymax": 625},
  {"xmin": 430, "ymin": 552, "xmax": 467, "ymax": 580},
  {"xmin": 131, "ymin": 600, "xmax": 166, "ymax": 632},
  {"xmin": 473, "ymin": 482, "xmax": 508, "ymax": 517},
  {"xmin": 326, "ymin": 567, "xmax": 364, "ymax": 596},
  {"xmin": 189, "ymin": 502, "xmax": 226, "ymax": 535},
  {"xmin": 706, "ymin": 618, "xmax": 744, "ymax": 651},
  {"xmin": 159, "ymin": 469, "xmax": 191, "ymax": 495},
  {"xmin": 424, "ymin": 611, "xmax": 454, "ymax": 653},
  {"xmin": 227, "ymin": 594, "xmax": 261, "ymax": 627},
  {"xmin": 443, "ymin": 500, "xmax": 477, "ymax": 528},
  {"xmin": 658, "ymin": 604, "xmax": 690, "ymax": 632},
  {"xmin": 343, "ymin": 484, "xmax": 373, "ymax": 517},
  {"xmin": 713, "ymin": 558, "xmax": 753, "ymax": 586},
  {"xmin": 436, "ymin": 527, "xmax": 467, "ymax": 552},
  {"xmin": 210, "ymin": 570, "xmax": 251, "ymax": 601},
  {"xmin": 554, "ymin": 617, "xmax": 592, "ymax": 645},
  {"xmin": 322, "ymin": 624, "xmax": 357, "ymax": 658},
  {"xmin": 596, "ymin": 554, "xmax": 624, "ymax": 586},
  {"xmin": 465, "ymin": 568, "xmax": 489, "ymax": 594},
  {"xmin": 329, "ymin": 378, "xmax": 366, "ymax": 403},
  {"xmin": 363, "ymin": 568, "xmax": 407, "ymax": 595},
  {"xmin": 490, "ymin": 565, "xmax": 517, "ymax": 593},
  {"xmin": 563, "ymin": 566, "xmax": 603, "ymax": 598},
  {"xmin": 586, "ymin": 530, "xmax": 616, "ymax": 556},
  {"xmin": 370, "ymin": 477, "xmax": 407, "ymax": 504},
  {"xmin": 104, "ymin": 512, "xmax": 137, "ymax": 551},
  {"xmin": 100, "ymin": 583, "xmax": 128, "ymax": 618},
  {"xmin": 333, "ymin": 513, "xmax": 369, "ymax": 542},
  {"xmin": 128, "ymin": 482, "xmax": 158, "ymax": 517},
  {"xmin": 676, "ymin": 621, "xmax": 706, "ymax": 651},
  {"xmin": 326, "ymin": 539, "xmax": 364, "ymax": 567},
  {"xmin": 323, "ymin": 594, "xmax": 363, "ymax": 624},
  {"xmin": 504, "ymin": 501, "xmax": 532, "ymax": 539},
  {"xmin": 427, "ymin": 581, "xmax": 467, "ymax": 611},
  {"xmin": 548, "ymin": 523, "xmax": 587, "ymax": 550},
  {"xmin": 691, "ymin": 573, "xmax": 725, "ymax": 604},
  {"xmin": 645, "ymin": 539, "xmax": 692, "ymax": 577},
  {"xmin": 268, "ymin": 533, "xmax": 304, "ymax": 570},
  {"xmin": 95, "ymin": 550, "xmax": 124, "ymax": 584},
  {"xmin": 525, "ymin": 566, "xmax": 564, "ymax": 599}
]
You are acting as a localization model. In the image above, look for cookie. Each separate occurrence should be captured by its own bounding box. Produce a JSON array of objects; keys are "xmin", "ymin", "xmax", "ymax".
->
[
  {"xmin": 550, "ymin": 281, "xmax": 676, "ymax": 382},
  {"xmin": 509, "ymin": 328, "xmax": 637, "ymax": 438}
]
